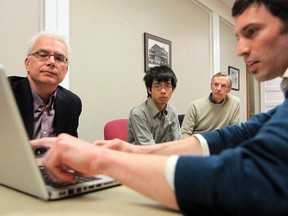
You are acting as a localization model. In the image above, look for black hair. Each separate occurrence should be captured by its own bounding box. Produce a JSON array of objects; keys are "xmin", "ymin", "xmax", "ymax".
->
[
  {"xmin": 232, "ymin": 0, "xmax": 288, "ymax": 33},
  {"xmin": 143, "ymin": 65, "xmax": 177, "ymax": 98}
]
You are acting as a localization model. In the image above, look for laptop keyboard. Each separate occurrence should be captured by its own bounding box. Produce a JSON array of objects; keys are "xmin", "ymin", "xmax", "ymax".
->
[{"xmin": 39, "ymin": 166, "xmax": 100, "ymax": 188}]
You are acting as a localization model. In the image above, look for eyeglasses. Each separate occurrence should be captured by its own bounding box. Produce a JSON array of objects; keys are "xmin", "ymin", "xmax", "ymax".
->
[
  {"xmin": 152, "ymin": 84, "xmax": 173, "ymax": 91},
  {"xmin": 28, "ymin": 51, "xmax": 68, "ymax": 64}
]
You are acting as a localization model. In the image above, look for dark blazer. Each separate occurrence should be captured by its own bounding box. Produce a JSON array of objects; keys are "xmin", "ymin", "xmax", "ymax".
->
[
  {"xmin": 8, "ymin": 76, "xmax": 82, "ymax": 139},
  {"xmin": 174, "ymin": 90, "xmax": 288, "ymax": 215}
]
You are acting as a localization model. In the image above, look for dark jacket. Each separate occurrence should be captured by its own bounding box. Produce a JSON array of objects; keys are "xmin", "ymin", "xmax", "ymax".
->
[{"xmin": 8, "ymin": 76, "xmax": 82, "ymax": 139}]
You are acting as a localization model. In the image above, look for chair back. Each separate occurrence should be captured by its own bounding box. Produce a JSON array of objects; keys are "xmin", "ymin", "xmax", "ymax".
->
[
  {"xmin": 178, "ymin": 114, "xmax": 185, "ymax": 127},
  {"xmin": 104, "ymin": 119, "xmax": 128, "ymax": 141}
]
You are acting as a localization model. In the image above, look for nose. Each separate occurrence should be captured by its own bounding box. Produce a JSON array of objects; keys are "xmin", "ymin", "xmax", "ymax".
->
[
  {"xmin": 46, "ymin": 55, "xmax": 56, "ymax": 67},
  {"xmin": 47, "ymin": 55, "xmax": 56, "ymax": 62},
  {"xmin": 236, "ymin": 38, "xmax": 250, "ymax": 57}
]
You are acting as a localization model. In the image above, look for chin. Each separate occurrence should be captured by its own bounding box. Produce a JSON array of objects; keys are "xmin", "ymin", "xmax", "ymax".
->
[
  {"xmin": 254, "ymin": 75, "xmax": 264, "ymax": 82},
  {"xmin": 256, "ymin": 74, "xmax": 277, "ymax": 82},
  {"xmin": 252, "ymin": 71, "xmax": 266, "ymax": 82}
]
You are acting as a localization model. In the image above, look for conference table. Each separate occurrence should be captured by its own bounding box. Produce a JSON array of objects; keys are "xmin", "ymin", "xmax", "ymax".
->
[{"xmin": 0, "ymin": 184, "xmax": 181, "ymax": 216}]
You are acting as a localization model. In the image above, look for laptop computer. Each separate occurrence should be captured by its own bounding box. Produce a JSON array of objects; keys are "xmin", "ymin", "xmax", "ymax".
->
[{"xmin": 0, "ymin": 64, "xmax": 119, "ymax": 200}]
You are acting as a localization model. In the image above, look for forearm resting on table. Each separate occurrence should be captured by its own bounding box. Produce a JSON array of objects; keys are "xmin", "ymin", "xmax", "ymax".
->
[
  {"xmin": 93, "ymin": 148, "xmax": 179, "ymax": 210},
  {"xmin": 134, "ymin": 135, "xmax": 203, "ymax": 156}
]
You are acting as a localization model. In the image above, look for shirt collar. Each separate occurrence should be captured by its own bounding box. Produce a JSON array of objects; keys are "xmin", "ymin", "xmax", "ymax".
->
[
  {"xmin": 31, "ymin": 88, "xmax": 57, "ymax": 112},
  {"xmin": 146, "ymin": 98, "xmax": 168, "ymax": 118},
  {"xmin": 209, "ymin": 92, "xmax": 225, "ymax": 104},
  {"xmin": 283, "ymin": 68, "xmax": 288, "ymax": 78}
]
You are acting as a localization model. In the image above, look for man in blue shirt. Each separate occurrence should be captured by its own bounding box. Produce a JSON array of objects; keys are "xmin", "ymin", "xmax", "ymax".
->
[{"xmin": 32, "ymin": 0, "xmax": 288, "ymax": 215}]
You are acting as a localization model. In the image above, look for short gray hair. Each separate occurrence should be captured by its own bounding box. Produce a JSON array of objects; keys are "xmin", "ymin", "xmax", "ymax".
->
[
  {"xmin": 211, "ymin": 72, "xmax": 232, "ymax": 88},
  {"xmin": 26, "ymin": 31, "xmax": 71, "ymax": 60}
]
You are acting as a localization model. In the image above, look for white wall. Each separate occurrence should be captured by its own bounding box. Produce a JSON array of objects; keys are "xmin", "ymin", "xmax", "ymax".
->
[
  {"xmin": 69, "ymin": 0, "xmax": 210, "ymax": 141},
  {"xmin": 69, "ymin": 0, "xmax": 246, "ymax": 141},
  {"xmin": 0, "ymin": 0, "xmax": 246, "ymax": 142},
  {"xmin": 0, "ymin": 0, "xmax": 40, "ymax": 76},
  {"xmin": 219, "ymin": 20, "xmax": 247, "ymax": 121}
]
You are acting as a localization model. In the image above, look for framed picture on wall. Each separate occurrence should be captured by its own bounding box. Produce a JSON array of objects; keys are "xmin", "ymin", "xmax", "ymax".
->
[
  {"xmin": 228, "ymin": 66, "xmax": 240, "ymax": 91},
  {"xmin": 144, "ymin": 33, "xmax": 172, "ymax": 72}
]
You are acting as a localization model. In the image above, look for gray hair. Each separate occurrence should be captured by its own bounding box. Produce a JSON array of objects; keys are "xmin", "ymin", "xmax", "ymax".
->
[
  {"xmin": 211, "ymin": 72, "xmax": 232, "ymax": 88},
  {"xmin": 26, "ymin": 31, "xmax": 71, "ymax": 60}
]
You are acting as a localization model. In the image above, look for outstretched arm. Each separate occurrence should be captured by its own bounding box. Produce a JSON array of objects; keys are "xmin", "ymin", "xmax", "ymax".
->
[
  {"xmin": 94, "ymin": 135, "xmax": 203, "ymax": 156},
  {"xmin": 35, "ymin": 134, "xmax": 179, "ymax": 210}
]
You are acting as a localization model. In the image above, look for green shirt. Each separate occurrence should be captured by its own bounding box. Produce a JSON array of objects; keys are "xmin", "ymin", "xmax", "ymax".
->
[{"xmin": 128, "ymin": 98, "xmax": 181, "ymax": 145}]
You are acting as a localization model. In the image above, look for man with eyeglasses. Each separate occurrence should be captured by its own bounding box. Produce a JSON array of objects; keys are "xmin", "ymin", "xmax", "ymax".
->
[
  {"xmin": 8, "ymin": 31, "xmax": 82, "ymax": 156},
  {"xmin": 127, "ymin": 65, "xmax": 180, "ymax": 144},
  {"xmin": 181, "ymin": 72, "xmax": 240, "ymax": 138}
]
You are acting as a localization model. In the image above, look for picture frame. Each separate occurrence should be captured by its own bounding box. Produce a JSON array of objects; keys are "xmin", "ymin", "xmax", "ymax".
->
[
  {"xmin": 144, "ymin": 32, "xmax": 172, "ymax": 72},
  {"xmin": 228, "ymin": 66, "xmax": 240, "ymax": 91}
]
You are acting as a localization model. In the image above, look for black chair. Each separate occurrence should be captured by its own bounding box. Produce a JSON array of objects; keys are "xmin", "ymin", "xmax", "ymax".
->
[{"xmin": 178, "ymin": 114, "xmax": 185, "ymax": 127}]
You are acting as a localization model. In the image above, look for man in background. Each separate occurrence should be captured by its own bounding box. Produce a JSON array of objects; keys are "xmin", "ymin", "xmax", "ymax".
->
[
  {"xmin": 9, "ymin": 31, "xmax": 82, "ymax": 156},
  {"xmin": 127, "ymin": 65, "xmax": 180, "ymax": 144},
  {"xmin": 181, "ymin": 72, "xmax": 240, "ymax": 138}
]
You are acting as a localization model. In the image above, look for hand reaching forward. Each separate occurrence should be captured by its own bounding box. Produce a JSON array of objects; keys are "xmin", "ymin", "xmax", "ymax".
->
[
  {"xmin": 30, "ymin": 137, "xmax": 57, "ymax": 150},
  {"xmin": 93, "ymin": 138, "xmax": 136, "ymax": 152},
  {"xmin": 30, "ymin": 133, "xmax": 178, "ymax": 210},
  {"xmin": 31, "ymin": 133, "xmax": 105, "ymax": 183}
]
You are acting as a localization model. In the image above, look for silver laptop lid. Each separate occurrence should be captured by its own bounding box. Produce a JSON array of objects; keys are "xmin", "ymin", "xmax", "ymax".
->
[{"xmin": 0, "ymin": 65, "xmax": 49, "ymax": 200}]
